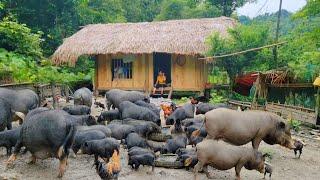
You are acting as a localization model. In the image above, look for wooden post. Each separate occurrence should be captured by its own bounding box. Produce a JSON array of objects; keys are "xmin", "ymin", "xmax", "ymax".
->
[
  {"xmin": 51, "ymin": 83, "xmax": 57, "ymax": 109},
  {"xmin": 316, "ymin": 87, "xmax": 320, "ymax": 119},
  {"xmin": 94, "ymin": 55, "xmax": 99, "ymax": 97},
  {"xmin": 65, "ymin": 85, "xmax": 70, "ymax": 103}
]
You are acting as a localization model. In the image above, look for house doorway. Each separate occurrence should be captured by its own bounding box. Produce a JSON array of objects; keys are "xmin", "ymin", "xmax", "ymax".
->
[{"xmin": 153, "ymin": 53, "xmax": 171, "ymax": 85}]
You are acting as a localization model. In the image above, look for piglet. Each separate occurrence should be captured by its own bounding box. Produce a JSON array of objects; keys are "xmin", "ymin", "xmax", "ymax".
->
[
  {"xmin": 264, "ymin": 162, "xmax": 273, "ymax": 179},
  {"xmin": 294, "ymin": 139, "xmax": 304, "ymax": 158}
]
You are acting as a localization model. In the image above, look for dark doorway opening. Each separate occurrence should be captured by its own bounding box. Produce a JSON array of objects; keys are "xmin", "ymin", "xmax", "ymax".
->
[{"xmin": 153, "ymin": 53, "xmax": 171, "ymax": 84}]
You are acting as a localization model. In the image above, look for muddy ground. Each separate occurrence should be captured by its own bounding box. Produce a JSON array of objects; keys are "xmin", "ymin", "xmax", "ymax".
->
[{"xmin": 0, "ymin": 97, "xmax": 319, "ymax": 180}]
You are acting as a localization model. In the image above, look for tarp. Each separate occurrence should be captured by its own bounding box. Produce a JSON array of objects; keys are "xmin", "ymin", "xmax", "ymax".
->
[{"xmin": 233, "ymin": 72, "xmax": 259, "ymax": 96}]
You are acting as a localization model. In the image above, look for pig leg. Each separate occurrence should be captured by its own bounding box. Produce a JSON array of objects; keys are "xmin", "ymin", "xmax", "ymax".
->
[
  {"xmin": 6, "ymin": 140, "xmax": 23, "ymax": 166},
  {"xmin": 294, "ymin": 149, "xmax": 297, "ymax": 157},
  {"xmin": 6, "ymin": 122, "xmax": 12, "ymax": 130},
  {"xmin": 298, "ymin": 149, "xmax": 302, "ymax": 158},
  {"xmin": 193, "ymin": 161, "xmax": 203, "ymax": 180},
  {"xmin": 6, "ymin": 147, "xmax": 11, "ymax": 155},
  {"xmin": 252, "ymin": 138, "xmax": 262, "ymax": 150},
  {"xmin": 235, "ymin": 161, "xmax": 245, "ymax": 180},
  {"xmin": 264, "ymin": 171, "xmax": 266, "ymax": 179},
  {"xmin": 58, "ymin": 157, "xmax": 68, "ymax": 178},
  {"xmin": 203, "ymin": 165, "xmax": 213, "ymax": 179}
]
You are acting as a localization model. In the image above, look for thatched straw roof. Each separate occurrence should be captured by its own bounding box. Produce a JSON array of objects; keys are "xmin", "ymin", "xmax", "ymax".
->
[{"xmin": 52, "ymin": 17, "xmax": 236, "ymax": 65}]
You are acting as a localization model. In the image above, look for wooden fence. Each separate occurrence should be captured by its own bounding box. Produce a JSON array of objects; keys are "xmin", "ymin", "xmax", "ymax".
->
[
  {"xmin": 266, "ymin": 102, "xmax": 317, "ymax": 125},
  {"xmin": 0, "ymin": 83, "xmax": 68, "ymax": 102},
  {"xmin": 228, "ymin": 100, "xmax": 318, "ymax": 125}
]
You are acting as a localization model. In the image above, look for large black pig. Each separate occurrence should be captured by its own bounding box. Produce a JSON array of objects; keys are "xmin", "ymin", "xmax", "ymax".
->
[
  {"xmin": 166, "ymin": 108, "xmax": 187, "ymax": 125},
  {"xmin": 134, "ymin": 100, "xmax": 160, "ymax": 117},
  {"xmin": 124, "ymin": 133, "xmax": 148, "ymax": 149},
  {"xmin": 76, "ymin": 125, "xmax": 112, "ymax": 137},
  {"xmin": 72, "ymin": 130, "xmax": 106, "ymax": 154},
  {"xmin": 106, "ymin": 123, "xmax": 136, "ymax": 140},
  {"xmin": 105, "ymin": 89, "xmax": 149, "ymax": 110},
  {"xmin": 97, "ymin": 109, "xmax": 120, "ymax": 124},
  {"xmin": 73, "ymin": 87, "xmax": 92, "ymax": 107},
  {"xmin": 62, "ymin": 105, "xmax": 91, "ymax": 115},
  {"xmin": 196, "ymin": 103, "xmax": 229, "ymax": 114},
  {"xmin": 0, "ymin": 98, "xmax": 12, "ymax": 131},
  {"xmin": 6, "ymin": 110, "xmax": 76, "ymax": 178},
  {"xmin": 119, "ymin": 101, "xmax": 160, "ymax": 126},
  {"xmin": 0, "ymin": 88, "xmax": 39, "ymax": 119},
  {"xmin": 0, "ymin": 127, "xmax": 21, "ymax": 155},
  {"xmin": 68, "ymin": 114, "xmax": 97, "ymax": 126},
  {"xmin": 161, "ymin": 136, "xmax": 188, "ymax": 154},
  {"xmin": 81, "ymin": 138, "xmax": 120, "ymax": 162},
  {"xmin": 122, "ymin": 119, "xmax": 161, "ymax": 137},
  {"xmin": 181, "ymin": 103, "xmax": 195, "ymax": 118}
]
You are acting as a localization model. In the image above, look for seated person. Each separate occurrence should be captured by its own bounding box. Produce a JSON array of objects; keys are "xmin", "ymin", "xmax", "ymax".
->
[{"xmin": 153, "ymin": 71, "xmax": 167, "ymax": 95}]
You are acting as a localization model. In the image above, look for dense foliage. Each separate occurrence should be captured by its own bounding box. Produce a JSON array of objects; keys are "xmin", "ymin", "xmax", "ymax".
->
[
  {"xmin": 0, "ymin": 17, "xmax": 42, "ymax": 58},
  {"xmin": 207, "ymin": 0, "xmax": 320, "ymax": 83},
  {"xmin": 1, "ymin": 0, "xmax": 247, "ymax": 55},
  {"xmin": 0, "ymin": 0, "xmax": 249, "ymax": 85},
  {"xmin": 0, "ymin": 0, "xmax": 318, "ymax": 92},
  {"xmin": 207, "ymin": 23, "xmax": 272, "ymax": 81}
]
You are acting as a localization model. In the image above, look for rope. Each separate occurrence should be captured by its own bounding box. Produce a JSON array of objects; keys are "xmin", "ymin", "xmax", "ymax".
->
[{"xmin": 199, "ymin": 41, "xmax": 287, "ymax": 62}]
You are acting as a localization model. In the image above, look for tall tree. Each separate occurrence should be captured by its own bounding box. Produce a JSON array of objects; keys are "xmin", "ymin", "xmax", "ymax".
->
[
  {"xmin": 206, "ymin": 0, "xmax": 249, "ymax": 17},
  {"xmin": 206, "ymin": 24, "xmax": 272, "ymax": 81},
  {"xmin": 121, "ymin": 0, "xmax": 163, "ymax": 22},
  {"xmin": 155, "ymin": 0, "xmax": 222, "ymax": 20}
]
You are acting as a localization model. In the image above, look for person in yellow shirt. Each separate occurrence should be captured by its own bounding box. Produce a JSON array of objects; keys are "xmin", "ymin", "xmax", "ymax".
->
[{"xmin": 153, "ymin": 71, "xmax": 167, "ymax": 95}]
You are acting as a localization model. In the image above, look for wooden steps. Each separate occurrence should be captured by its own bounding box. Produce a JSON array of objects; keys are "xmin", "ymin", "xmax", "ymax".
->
[{"xmin": 152, "ymin": 87, "xmax": 173, "ymax": 99}]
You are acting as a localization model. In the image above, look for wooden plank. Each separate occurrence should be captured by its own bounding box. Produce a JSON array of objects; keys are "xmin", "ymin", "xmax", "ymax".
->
[
  {"xmin": 133, "ymin": 54, "xmax": 145, "ymax": 89},
  {"xmin": 148, "ymin": 54, "xmax": 154, "ymax": 92},
  {"xmin": 94, "ymin": 55, "xmax": 98, "ymax": 94},
  {"xmin": 172, "ymin": 55, "xmax": 197, "ymax": 90},
  {"xmin": 267, "ymin": 83, "xmax": 313, "ymax": 88}
]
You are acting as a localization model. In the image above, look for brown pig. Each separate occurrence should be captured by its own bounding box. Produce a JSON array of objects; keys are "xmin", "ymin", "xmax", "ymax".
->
[
  {"xmin": 192, "ymin": 139, "xmax": 266, "ymax": 180},
  {"xmin": 204, "ymin": 108, "xmax": 295, "ymax": 150}
]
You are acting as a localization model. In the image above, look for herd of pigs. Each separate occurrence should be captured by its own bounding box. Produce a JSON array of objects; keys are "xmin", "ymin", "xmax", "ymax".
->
[{"xmin": 0, "ymin": 87, "xmax": 305, "ymax": 180}]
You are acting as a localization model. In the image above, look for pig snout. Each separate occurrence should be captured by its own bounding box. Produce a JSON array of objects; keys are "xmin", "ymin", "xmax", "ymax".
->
[{"xmin": 282, "ymin": 137, "xmax": 295, "ymax": 150}]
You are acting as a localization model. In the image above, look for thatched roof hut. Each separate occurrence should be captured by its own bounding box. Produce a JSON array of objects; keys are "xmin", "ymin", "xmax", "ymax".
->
[
  {"xmin": 52, "ymin": 17, "xmax": 236, "ymax": 95},
  {"xmin": 52, "ymin": 17, "xmax": 236, "ymax": 65}
]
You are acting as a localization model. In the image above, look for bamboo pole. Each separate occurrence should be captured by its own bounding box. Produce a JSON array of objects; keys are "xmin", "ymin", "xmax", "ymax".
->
[{"xmin": 199, "ymin": 41, "xmax": 287, "ymax": 62}]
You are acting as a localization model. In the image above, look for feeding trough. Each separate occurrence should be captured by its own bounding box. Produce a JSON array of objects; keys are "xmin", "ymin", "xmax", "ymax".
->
[
  {"xmin": 148, "ymin": 126, "xmax": 172, "ymax": 142},
  {"xmin": 155, "ymin": 154, "xmax": 183, "ymax": 169}
]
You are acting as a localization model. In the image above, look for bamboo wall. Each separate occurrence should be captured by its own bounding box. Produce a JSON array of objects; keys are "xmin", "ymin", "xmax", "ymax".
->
[{"xmin": 95, "ymin": 54, "xmax": 207, "ymax": 92}]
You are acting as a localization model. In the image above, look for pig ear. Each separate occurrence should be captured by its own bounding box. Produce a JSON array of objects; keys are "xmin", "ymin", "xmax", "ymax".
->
[{"xmin": 278, "ymin": 121, "xmax": 286, "ymax": 129}]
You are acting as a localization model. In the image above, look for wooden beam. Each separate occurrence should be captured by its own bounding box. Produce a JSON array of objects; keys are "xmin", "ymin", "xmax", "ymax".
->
[
  {"xmin": 199, "ymin": 41, "xmax": 287, "ymax": 62},
  {"xmin": 267, "ymin": 83, "xmax": 313, "ymax": 88}
]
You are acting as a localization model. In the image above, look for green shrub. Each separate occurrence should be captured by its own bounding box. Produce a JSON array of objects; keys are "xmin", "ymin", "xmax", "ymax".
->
[
  {"xmin": 172, "ymin": 97, "xmax": 189, "ymax": 105},
  {"xmin": 209, "ymin": 90, "xmax": 228, "ymax": 104},
  {"xmin": 288, "ymin": 119, "xmax": 302, "ymax": 132},
  {"xmin": 0, "ymin": 17, "xmax": 43, "ymax": 58}
]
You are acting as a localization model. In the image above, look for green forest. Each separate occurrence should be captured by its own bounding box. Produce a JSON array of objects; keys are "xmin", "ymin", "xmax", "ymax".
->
[{"xmin": 0, "ymin": 0, "xmax": 319, "ymax": 86}]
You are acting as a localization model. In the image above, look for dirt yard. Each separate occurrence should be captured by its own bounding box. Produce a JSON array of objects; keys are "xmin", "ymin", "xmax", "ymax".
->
[{"xmin": 0, "ymin": 97, "xmax": 319, "ymax": 180}]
